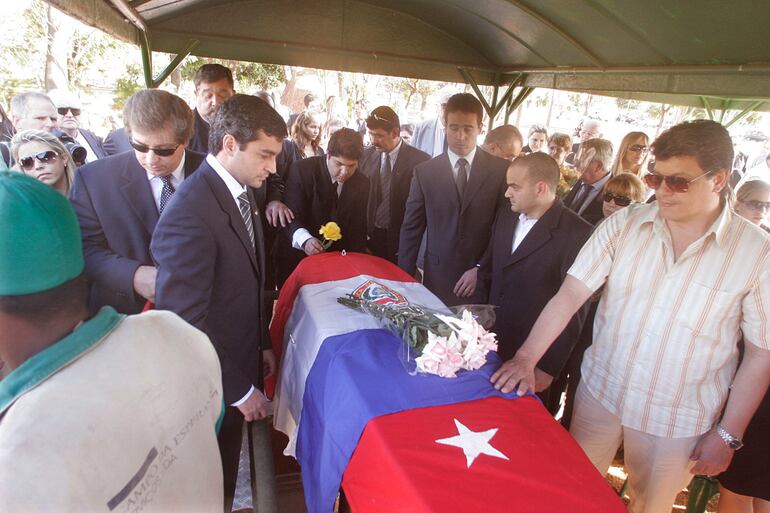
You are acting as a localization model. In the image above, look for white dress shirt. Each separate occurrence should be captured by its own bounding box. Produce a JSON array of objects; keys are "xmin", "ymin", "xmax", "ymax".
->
[
  {"xmin": 205, "ymin": 154, "xmax": 256, "ymax": 407},
  {"xmin": 447, "ymin": 146, "xmax": 477, "ymax": 181},
  {"xmin": 146, "ymin": 154, "xmax": 186, "ymax": 212},
  {"xmin": 512, "ymin": 213, "xmax": 538, "ymax": 253},
  {"xmin": 76, "ymin": 130, "xmax": 99, "ymax": 164}
]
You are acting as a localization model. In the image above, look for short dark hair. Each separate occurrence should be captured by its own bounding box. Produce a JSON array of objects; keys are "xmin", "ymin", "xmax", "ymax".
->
[
  {"xmin": 512, "ymin": 152, "xmax": 560, "ymax": 190},
  {"xmin": 208, "ymin": 94, "xmax": 287, "ymax": 155},
  {"xmin": 444, "ymin": 93, "xmax": 484, "ymax": 127},
  {"xmin": 123, "ymin": 89, "xmax": 194, "ymax": 144},
  {"xmin": 365, "ymin": 106, "xmax": 400, "ymax": 133},
  {"xmin": 651, "ymin": 120, "xmax": 733, "ymax": 173},
  {"xmin": 194, "ymin": 63, "xmax": 234, "ymax": 90},
  {"xmin": 303, "ymin": 93, "xmax": 317, "ymax": 107},
  {"xmin": 327, "ymin": 128, "xmax": 363, "ymax": 160},
  {"xmin": 0, "ymin": 273, "xmax": 87, "ymax": 323},
  {"xmin": 484, "ymin": 124, "xmax": 523, "ymax": 147}
]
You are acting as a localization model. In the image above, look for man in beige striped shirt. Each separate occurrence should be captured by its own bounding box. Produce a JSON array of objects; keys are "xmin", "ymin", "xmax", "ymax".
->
[{"xmin": 492, "ymin": 120, "xmax": 770, "ymax": 513}]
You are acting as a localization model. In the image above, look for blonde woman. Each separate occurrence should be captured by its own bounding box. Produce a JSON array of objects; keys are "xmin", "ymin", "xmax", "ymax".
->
[
  {"xmin": 610, "ymin": 131, "xmax": 649, "ymax": 177},
  {"xmin": 291, "ymin": 110, "xmax": 324, "ymax": 159},
  {"xmin": 11, "ymin": 129, "xmax": 75, "ymax": 196}
]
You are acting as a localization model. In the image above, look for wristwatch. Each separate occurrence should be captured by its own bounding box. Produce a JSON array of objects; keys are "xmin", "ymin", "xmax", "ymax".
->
[{"xmin": 716, "ymin": 423, "xmax": 744, "ymax": 450}]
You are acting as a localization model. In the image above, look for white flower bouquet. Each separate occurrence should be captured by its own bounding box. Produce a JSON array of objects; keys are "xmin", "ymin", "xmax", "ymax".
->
[{"xmin": 337, "ymin": 295, "xmax": 498, "ymax": 378}]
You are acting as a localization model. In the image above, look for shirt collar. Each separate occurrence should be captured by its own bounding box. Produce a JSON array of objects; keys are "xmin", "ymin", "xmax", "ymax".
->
[
  {"xmin": 646, "ymin": 199, "xmax": 733, "ymax": 248},
  {"xmin": 206, "ymin": 153, "xmax": 247, "ymax": 201},
  {"xmin": 518, "ymin": 212, "xmax": 539, "ymax": 224},
  {"xmin": 448, "ymin": 146, "xmax": 477, "ymax": 170},
  {"xmin": 145, "ymin": 153, "xmax": 186, "ymax": 184},
  {"xmin": 584, "ymin": 172, "xmax": 611, "ymax": 190},
  {"xmin": 381, "ymin": 139, "xmax": 402, "ymax": 164}
]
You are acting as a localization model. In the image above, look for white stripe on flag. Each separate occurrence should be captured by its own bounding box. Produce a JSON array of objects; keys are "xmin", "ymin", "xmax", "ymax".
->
[{"xmin": 273, "ymin": 275, "xmax": 446, "ymax": 456}]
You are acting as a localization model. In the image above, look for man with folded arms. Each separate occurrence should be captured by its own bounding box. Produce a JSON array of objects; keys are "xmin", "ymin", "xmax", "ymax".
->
[{"xmin": 492, "ymin": 120, "xmax": 770, "ymax": 513}]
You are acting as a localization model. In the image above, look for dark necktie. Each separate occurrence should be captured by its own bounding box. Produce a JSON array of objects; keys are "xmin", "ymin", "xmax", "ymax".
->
[
  {"xmin": 375, "ymin": 152, "xmax": 392, "ymax": 228},
  {"xmin": 570, "ymin": 182, "xmax": 592, "ymax": 212},
  {"xmin": 159, "ymin": 175, "xmax": 175, "ymax": 213},
  {"xmin": 237, "ymin": 191, "xmax": 255, "ymax": 250},
  {"xmin": 456, "ymin": 158, "xmax": 468, "ymax": 197}
]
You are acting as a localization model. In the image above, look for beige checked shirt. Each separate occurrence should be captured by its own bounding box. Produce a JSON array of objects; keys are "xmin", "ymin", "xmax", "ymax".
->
[{"xmin": 569, "ymin": 203, "xmax": 770, "ymax": 438}]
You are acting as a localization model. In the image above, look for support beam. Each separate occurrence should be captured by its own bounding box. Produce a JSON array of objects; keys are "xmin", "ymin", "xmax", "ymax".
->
[
  {"xmin": 459, "ymin": 69, "xmax": 526, "ymax": 129},
  {"xmin": 724, "ymin": 101, "xmax": 765, "ymax": 128},
  {"xmin": 506, "ymin": 87, "xmax": 535, "ymax": 120},
  {"xmin": 153, "ymin": 39, "xmax": 201, "ymax": 86},
  {"xmin": 140, "ymin": 35, "xmax": 200, "ymax": 89},
  {"xmin": 700, "ymin": 96, "xmax": 714, "ymax": 120},
  {"xmin": 140, "ymin": 31, "xmax": 154, "ymax": 89}
]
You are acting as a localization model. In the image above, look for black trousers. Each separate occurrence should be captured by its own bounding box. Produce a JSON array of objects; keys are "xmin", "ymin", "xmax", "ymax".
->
[
  {"xmin": 219, "ymin": 406, "xmax": 245, "ymax": 512},
  {"xmin": 367, "ymin": 227, "xmax": 396, "ymax": 264}
]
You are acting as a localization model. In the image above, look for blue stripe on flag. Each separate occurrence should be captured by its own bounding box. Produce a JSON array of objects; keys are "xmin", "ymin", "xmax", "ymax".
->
[{"xmin": 296, "ymin": 328, "xmax": 524, "ymax": 513}]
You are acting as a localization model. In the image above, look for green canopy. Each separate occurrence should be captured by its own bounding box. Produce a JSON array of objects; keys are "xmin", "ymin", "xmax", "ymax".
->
[{"xmin": 46, "ymin": 0, "xmax": 770, "ymax": 114}]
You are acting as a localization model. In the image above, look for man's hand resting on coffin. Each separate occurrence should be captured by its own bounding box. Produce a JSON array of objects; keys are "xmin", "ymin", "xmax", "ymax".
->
[
  {"xmin": 263, "ymin": 349, "xmax": 276, "ymax": 378},
  {"xmin": 303, "ymin": 237, "xmax": 324, "ymax": 256},
  {"xmin": 491, "ymin": 352, "xmax": 536, "ymax": 396},
  {"xmin": 237, "ymin": 389, "xmax": 270, "ymax": 422}
]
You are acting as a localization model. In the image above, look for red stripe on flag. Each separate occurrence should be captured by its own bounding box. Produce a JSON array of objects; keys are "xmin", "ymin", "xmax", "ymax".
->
[
  {"xmin": 342, "ymin": 396, "xmax": 626, "ymax": 513},
  {"xmin": 266, "ymin": 252, "xmax": 415, "ymax": 397}
]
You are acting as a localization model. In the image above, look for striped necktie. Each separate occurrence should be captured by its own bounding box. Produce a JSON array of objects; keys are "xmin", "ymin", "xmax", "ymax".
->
[{"xmin": 237, "ymin": 191, "xmax": 255, "ymax": 250}]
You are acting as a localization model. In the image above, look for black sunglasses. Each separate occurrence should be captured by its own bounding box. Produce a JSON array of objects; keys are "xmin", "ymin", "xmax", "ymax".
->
[
  {"xmin": 129, "ymin": 139, "xmax": 180, "ymax": 157},
  {"xmin": 742, "ymin": 200, "xmax": 770, "ymax": 211},
  {"xmin": 19, "ymin": 150, "xmax": 58, "ymax": 170},
  {"xmin": 602, "ymin": 192, "xmax": 633, "ymax": 206},
  {"xmin": 643, "ymin": 171, "xmax": 709, "ymax": 193},
  {"xmin": 57, "ymin": 107, "xmax": 81, "ymax": 116},
  {"xmin": 628, "ymin": 144, "xmax": 648, "ymax": 153}
]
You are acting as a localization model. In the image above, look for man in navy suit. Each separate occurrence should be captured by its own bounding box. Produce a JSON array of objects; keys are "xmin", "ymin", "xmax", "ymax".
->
[
  {"xmin": 358, "ymin": 106, "xmax": 430, "ymax": 263},
  {"xmin": 70, "ymin": 89, "xmax": 202, "ymax": 315},
  {"xmin": 52, "ymin": 92, "xmax": 106, "ymax": 163},
  {"xmin": 151, "ymin": 95, "xmax": 287, "ymax": 509},
  {"xmin": 479, "ymin": 153, "xmax": 592, "ymax": 409},
  {"xmin": 562, "ymin": 138, "xmax": 614, "ymax": 226},
  {"xmin": 399, "ymin": 93, "xmax": 509, "ymax": 306}
]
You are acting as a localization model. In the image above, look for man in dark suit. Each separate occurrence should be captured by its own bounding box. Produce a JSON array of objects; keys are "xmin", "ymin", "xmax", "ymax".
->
[
  {"xmin": 358, "ymin": 106, "xmax": 430, "ymax": 263},
  {"xmin": 102, "ymin": 127, "xmax": 132, "ymax": 156},
  {"xmin": 151, "ymin": 95, "xmax": 287, "ymax": 509},
  {"xmin": 52, "ymin": 92, "xmax": 106, "ymax": 162},
  {"xmin": 279, "ymin": 128, "xmax": 367, "ymax": 280},
  {"xmin": 562, "ymin": 138, "xmax": 614, "ymax": 226},
  {"xmin": 70, "ymin": 89, "xmax": 201, "ymax": 315},
  {"xmin": 479, "ymin": 153, "xmax": 592, "ymax": 410},
  {"xmin": 399, "ymin": 93, "xmax": 509, "ymax": 306},
  {"xmin": 188, "ymin": 64, "xmax": 235, "ymax": 154}
]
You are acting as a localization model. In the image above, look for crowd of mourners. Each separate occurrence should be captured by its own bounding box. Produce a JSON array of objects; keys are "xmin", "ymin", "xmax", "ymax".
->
[{"xmin": 0, "ymin": 63, "xmax": 768, "ymax": 513}]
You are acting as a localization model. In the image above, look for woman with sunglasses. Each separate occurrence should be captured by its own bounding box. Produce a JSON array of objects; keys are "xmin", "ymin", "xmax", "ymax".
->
[
  {"xmin": 601, "ymin": 173, "xmax": 646, "ymax": 219},
  {"xmin": 610, "ymin": 131, "xmax": 650, "ymax": 178},
  {"xmin": 10, "ymin": 129, "xmax": 75, "ymax": 196},
  {"xmin": 291, "ymin": 110, "xmax": 324, "ymax": 159},
  {"xmin": 716, "ymin": 180, "xmax": 770, "ymax": 513}
]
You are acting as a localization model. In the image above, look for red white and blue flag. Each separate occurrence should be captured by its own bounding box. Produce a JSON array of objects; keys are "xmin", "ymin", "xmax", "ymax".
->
[{"xmin": 269, "ymin": 252, "xmax": 625, "ymax": 513}]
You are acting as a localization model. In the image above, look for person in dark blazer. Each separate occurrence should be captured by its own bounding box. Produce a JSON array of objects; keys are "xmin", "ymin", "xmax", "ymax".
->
[
  {"xmin": 188, "ymin": 64, "xmax": 235, "ymax": 154},
  {"xmin": 279, "ymin": 128, "xmax": 367, "ymax": 282},
  {"xmin": 70, "ymin": 89, "xmax": 200, "ymax": 315},
  {"xmin": 398, "ymin": 93, "xmax": 509, "ymax": 306},
  {"xmin": 479, "ymin": 153, "xmax": 592, "ymax": 410},
  {"xmin": 561, "ymin": 138, "xmax": 614, "ymax": 226},
  {"xmin": 51, "ymin": 92, "xmax": 107, "ymax": 162},
  {"xmin": 358, "ymin": 106, "xmax": 430, "ymax": 263},
  {"xmin": 102, "ymin": 127, "xmax": 132, "ymax": 156},
  {"xmin": 151, "ymin": 95, "xmax": 287, "ymax": 510}
]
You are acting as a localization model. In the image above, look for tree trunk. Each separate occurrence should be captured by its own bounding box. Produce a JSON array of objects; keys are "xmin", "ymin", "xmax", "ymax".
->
[
  {"xmin": 656, "ymin": 104, "xmax": 671, "ymax": 136},
  {"xmin": 546, "ymin": 89, "xmax": 556, "ymax": 127},
  {"xmin": 44, "ymin": 5, "xmax": 69, "ymax": 92},
  {"xmin": 583, "ymin": 94, "xmax": 594, "ymax": 117}
]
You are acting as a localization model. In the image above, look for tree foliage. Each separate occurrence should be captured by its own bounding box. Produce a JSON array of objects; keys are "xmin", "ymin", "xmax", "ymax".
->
[{"xmin": 178, "ymin": 57, "xmax": 285, "ymax": 92}]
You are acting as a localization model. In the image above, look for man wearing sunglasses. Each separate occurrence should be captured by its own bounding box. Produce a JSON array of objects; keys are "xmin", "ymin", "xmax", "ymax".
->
[
  {"xmin": 70, "ymin": 89, "xmax": 204, "ymax": 315},
  {"xmin": 492, "ymin": 120, "xmax": 770, "ymax": 513},
  {"xmin": 52, "ymin": 92, "xmax": 106, "ymax": 163}
]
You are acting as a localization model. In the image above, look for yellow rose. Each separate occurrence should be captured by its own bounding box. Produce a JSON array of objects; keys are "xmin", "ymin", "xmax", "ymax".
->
[{"xmin": 319, "ymin": 221, "xmax": 342, "ymax": 242}]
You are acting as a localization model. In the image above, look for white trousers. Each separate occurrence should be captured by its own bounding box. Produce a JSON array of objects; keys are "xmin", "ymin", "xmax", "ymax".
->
[{"xmin": 570, "ymin": 382, "xmax": 702, "ymax": 513}]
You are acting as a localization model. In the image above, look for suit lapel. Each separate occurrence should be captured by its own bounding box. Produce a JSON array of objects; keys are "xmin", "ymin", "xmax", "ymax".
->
[
  {"xmin": 203, "ymin": 165, "xmax": 259, "ymax": 273},
  {"xmin": 461, "ymin": 148, "xmax": 487, "ymax": 212},
  {"xmin": 563, "ymin": 180, "xmax": 581, "ymax": 211},
  {"xmin": 120, "ymin": 158, "xmax": 159, "ymax": 236},
  {"xmin": 506, "ymin": 202, "xmax": 562, "ymax": 267}
]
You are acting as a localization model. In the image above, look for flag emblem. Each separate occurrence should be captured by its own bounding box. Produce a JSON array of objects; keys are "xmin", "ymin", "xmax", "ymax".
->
[{"xmin": 351, "ymin": 280, "xmax": 408, "ymax": 306}]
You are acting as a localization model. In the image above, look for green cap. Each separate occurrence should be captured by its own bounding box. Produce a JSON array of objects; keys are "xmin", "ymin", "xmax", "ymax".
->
[{"xmin": 0, "ymin": 171, "xmax": 84, "ymax": 295}]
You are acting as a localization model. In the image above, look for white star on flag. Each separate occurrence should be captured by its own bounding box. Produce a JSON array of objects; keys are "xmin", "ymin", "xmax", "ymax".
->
[{"xmin": 435, "ymin": 418, "xmax": 509, "ymax": 468}]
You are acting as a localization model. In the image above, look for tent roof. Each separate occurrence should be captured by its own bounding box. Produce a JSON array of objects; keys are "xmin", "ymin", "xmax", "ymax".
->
[{"xmin": 48, "ymin": 0, "xmax": 770, "ymax": 110}]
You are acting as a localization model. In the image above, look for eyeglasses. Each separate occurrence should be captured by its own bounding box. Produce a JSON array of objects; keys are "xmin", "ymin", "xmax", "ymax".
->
[
  {"xmin": 57, "ymin": 107, "xmax": 81, "ymax": 116},
  {"xmin": 643, "ymin": 171, "xmax": 710, "ymax": 193},
  {"xmin": 602, "ymin": 192, "xmax": 633, "ymax": 206},
  {"xmin": 19, "ymin": 150, "xmax": 58, "ymax": 170},
  {"xmin": 628, "ymin": 144, "xmax": 648, "ymax": 153},
  {"xmin": 741, "ymin": 200, "xmax": 770, "ymax": 212},
  {"xmin": 129, "ymin": 139, "xmax": 180, "ymax": 157}
]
